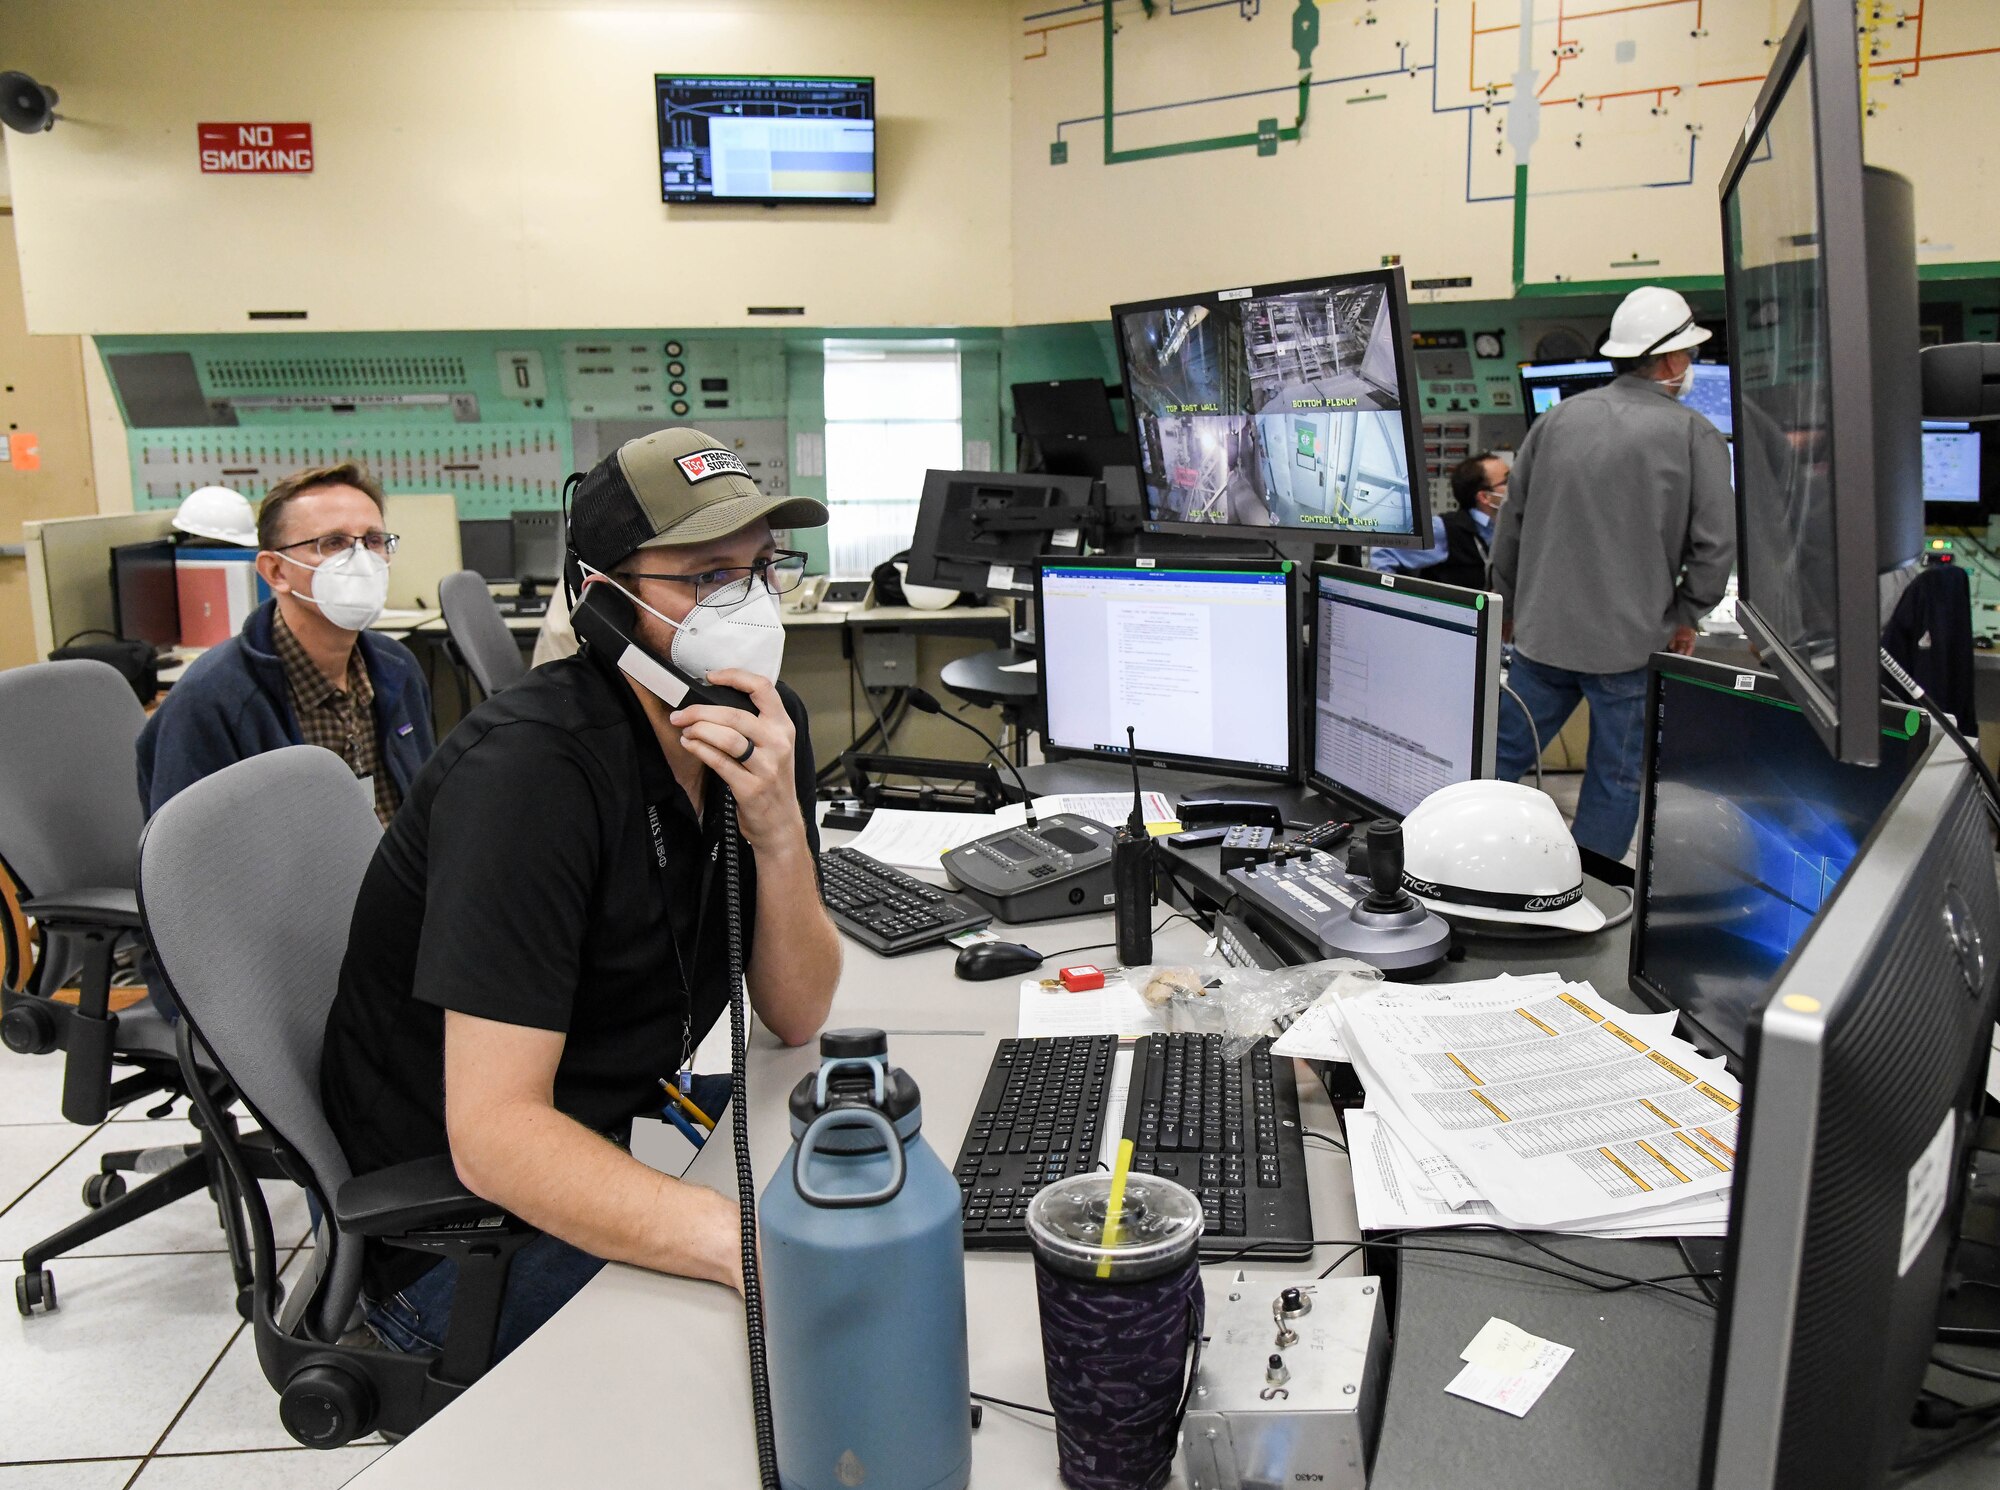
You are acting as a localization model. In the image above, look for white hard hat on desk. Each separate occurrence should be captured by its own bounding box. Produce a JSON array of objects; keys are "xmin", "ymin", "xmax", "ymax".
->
[
  {"xmin": 172, "ymin": 485, "xmax": 257, "ymax": 546},
  {"xmin": 1598, "ymin": 286, "xmax": 1713, "ymax": 360},
  {"xmin": 1398, "ymin": 779, "xmax": 1607, "ymax": 934}
]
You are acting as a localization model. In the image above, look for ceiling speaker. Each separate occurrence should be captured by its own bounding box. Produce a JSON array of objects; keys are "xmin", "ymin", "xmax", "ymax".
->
[{"xmin": 0, "ymin": 72, "xmax": 58, "ymax": 134}]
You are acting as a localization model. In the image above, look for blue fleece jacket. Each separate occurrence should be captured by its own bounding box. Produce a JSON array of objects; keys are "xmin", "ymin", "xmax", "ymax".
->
[{"xmin": 136, "ymin": 599, "xmax": 436, "ymax": 817}]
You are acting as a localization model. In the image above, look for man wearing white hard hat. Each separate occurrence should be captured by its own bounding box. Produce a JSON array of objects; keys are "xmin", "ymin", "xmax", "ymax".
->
[{"xmin": 1490, "ymin": 286, "xmax": 1734, "ymax": 859}]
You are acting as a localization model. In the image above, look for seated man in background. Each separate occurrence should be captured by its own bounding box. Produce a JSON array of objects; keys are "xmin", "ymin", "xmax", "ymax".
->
[
  {"xmin": 320, "ymin": 428, "xmax": 841, "ymax": 1358},
  {"xmin": 136, "ymin": 462, "xmax": 434, "ymax": 825},
  {"xmin": 1368, "ymin": 452, "xmax": 1507, "ymax": 591}
]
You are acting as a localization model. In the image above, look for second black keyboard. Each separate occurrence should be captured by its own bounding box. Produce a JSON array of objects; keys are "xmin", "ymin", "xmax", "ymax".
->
[
  {"xmin": 818, "ymin": 847, "xmax": 992, "ymax": 955},
  {"xmin": 952, "ymin": 1032, "xmax": 1314, "ymax": 1261}
]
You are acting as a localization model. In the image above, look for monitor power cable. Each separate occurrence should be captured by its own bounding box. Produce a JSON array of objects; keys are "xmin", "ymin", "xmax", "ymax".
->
[
  {"xmin": 1498, "ymin": 679, "xmax": 1544, "ymax": 790},
  {"xmin": 1880, "ymin": 647, "xmax": 2000, "ymax": 830}
]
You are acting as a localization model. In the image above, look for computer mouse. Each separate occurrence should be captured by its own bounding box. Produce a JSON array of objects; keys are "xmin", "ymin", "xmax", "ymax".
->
[{"xmin": 954, "ymin": 941, "xmax": 1045, "ymax": 981}]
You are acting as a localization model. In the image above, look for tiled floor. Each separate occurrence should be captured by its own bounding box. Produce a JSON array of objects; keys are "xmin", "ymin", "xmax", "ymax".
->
[{"xmin": 0, "ymin": 1046, "xmax": 386, "ymax": 1488}]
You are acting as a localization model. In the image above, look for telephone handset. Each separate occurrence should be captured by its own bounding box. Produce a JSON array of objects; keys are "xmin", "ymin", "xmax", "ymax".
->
[{"xmin": 569, "ymin": 573, "xmax": 759, "ymax": 716}]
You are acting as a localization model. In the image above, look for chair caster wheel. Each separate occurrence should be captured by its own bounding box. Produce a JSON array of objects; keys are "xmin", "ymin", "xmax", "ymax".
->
[
  {"xmin": 235, "ymin": 1287, "xmax": 254, "ymax": 1321},
  {"xmin": 281, "ymin": 1364, "xmax": 378, "ymax": 1448},
  {"xmin": 16, "ymin": 1269, "xmax": 56, "ymax": 1316},
  {"xmin": 1, "ymin": 1001, "xmax": 57, "ymax": 1056},
  {"xmin": 82, "ymin": 1172, "xmax": 127, "ymax": 1209}
]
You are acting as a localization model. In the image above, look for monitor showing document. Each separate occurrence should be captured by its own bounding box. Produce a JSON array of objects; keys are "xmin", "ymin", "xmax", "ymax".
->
[
  {"xmin": 1036, "ymin": 557, "xmax": 1298, "ymax": 783},
  {"xmin": 1306, "ymin": 562, "xmax": 1502, "ymax": 819}
]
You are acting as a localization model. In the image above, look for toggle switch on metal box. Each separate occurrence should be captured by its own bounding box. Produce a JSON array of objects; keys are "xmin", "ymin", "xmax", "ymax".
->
[{"xmin": 1181, "ymin": 1273, "xmax": 1387, "ymax": 1490}]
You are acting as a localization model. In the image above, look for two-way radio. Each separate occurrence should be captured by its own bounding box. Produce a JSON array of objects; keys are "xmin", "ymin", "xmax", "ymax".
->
[{"xmin": 1112, "ymin": 724, "xmax": 1154, "ymax": 965}]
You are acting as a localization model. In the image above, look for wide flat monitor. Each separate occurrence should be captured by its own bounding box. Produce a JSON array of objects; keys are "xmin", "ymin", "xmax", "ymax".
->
[
  {"xmin": 1630, "ymin": 652, "xmax": 1926, "ymax": 1067},
  {"xmin": 1701, "ymin": 732, "xmax": 1999, "ymax": 1488},
  {"xmin": 1721, "ymin": 0, "xmax": 1922, "ymax": 764},
  {"xmin": 906, "ymin": 470, "xmax": 1093, "ymax": 595},
  {"xmin": 1111, "ymin": 268, "xmax": 1430, "ymax": 546},
  {"xmin": 459, "ymin": 519, "xmax": 513, "ymax": 583},
  {"xmin": 1306, "ymin": 562, "xmax": 1502, "ymax": 820},
  {"xmin": 510, "ymin": 510, "xmax": 564, "ymax": 588},
  {"xmin": 655, "ymin": 75, "xmax": 875, "ymax": 205},
  {"xmin": 1519, "ymin": 359, "xmax": 1614, "ymax": 425},
  {"xmin": 1922, "ymin": 418, "xmax": 1985, "ymax": 523},
  {"xmin": 1036, "ymin": 557, "xmax": 1297, "ymax": 784},
  {"xmin": 110, "ymin": 539, "xmax": 180, "ymax": 648}
]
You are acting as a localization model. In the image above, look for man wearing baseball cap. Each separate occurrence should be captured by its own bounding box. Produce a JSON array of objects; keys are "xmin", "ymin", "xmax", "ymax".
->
[{"xmin": 319, "ymin": 428, "xmax": 840, "ymax": 1357}]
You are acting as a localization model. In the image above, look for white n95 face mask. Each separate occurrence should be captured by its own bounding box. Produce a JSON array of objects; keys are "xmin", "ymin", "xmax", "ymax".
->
[
  {"xmin": 276, "ymin": 547, "xmax": 390, "ymax": 632},
  {"xmin": 584, "ymin": 563, "xmax": 786, "ymax": 689}
]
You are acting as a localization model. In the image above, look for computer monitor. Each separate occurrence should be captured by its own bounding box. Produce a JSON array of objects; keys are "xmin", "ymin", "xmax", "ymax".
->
[
  {"xmin": 510, "ymin": 510, "xmax": 564, "ymax": 590},
  {"xmin": 655, "ymin": 75, "xmax": 875, "ymax": 205},
  {"xmin": 110, "ymin": 539, "xmax": 180, "ymax": 648},
  {"xmin": 1721, "ymin": 0, "xmax": 1923, "ymax": 764},
  {"xmin": 1012, "ymin": 379, "xmax": 1118, "ymax": 439},
  {"xmin": 1111, "ymin": 267, "xmax": 1430, "ymax": 545},
  {"xmin": 1036, "ymin": 557, "xmax": 1297, "ymax": 783},
  {"xmin": 1682, "ymin": 362, "xmax": 1734, "ymax": 438},
  {"xmin": 1630, "ymin": 652, "xmax": 1927, "ymax": 1067},
  {"xmin": 1518, "ymin": 359, "xmax": 1615, "ymax": 425},
  {"xmin": 459, "ymin": 519, "xmax": 514, "ymax": 583},
  {"xmin": 1305, "ymin": 562, "xmax": 1502, "ymax": 820},
  {"xmin": 905, "ymin": 470, "xmax": 1093, "ymax": 595},
  {"xmin": 1922, "ymin": 419, "xmax": 1986, "ymax": 524},
  {"xmin": 1701, "ymin": 733, "xmax": 1999, "ymax": 1488}
]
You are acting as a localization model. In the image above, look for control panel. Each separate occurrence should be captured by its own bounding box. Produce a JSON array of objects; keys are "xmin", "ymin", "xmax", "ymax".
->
[
  {"xmin": 1181, "ymin": 1274, "xmax": 1388, "ymax": 1490},
  {"xmin": 940, "ymin": 813, "xmax": 1117, "ymax": 924}
]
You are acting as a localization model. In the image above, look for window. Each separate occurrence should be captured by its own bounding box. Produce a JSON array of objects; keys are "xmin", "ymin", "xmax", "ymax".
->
[{"xmin": 822, "ymin": 345, "xmax": 963, "ymax": 576}]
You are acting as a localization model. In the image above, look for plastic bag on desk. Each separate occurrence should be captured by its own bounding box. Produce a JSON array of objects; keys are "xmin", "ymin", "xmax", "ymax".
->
[{"xmin": 1134, "ymin": 957, "xmax": 1384, "ymax": 1063}]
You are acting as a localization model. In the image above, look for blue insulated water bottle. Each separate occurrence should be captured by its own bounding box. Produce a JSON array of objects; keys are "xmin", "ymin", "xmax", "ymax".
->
[{"xmin": 760, "ymin": 1029, "xmax": 972, "ymax": 1490}]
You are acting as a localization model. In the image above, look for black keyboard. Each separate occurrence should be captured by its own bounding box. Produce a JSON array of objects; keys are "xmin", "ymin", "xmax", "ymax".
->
[
  {"xmin": 952, "ymin": 1032, "xmax": 1314, "ymax": 1260},
  {"xmin": 818, "ymin": 847, "xmax": 992, "ymax": 955}
]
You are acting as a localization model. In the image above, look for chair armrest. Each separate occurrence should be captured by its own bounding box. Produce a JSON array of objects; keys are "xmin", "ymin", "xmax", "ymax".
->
[
  {"xmin": 334, "ymin": 1154, "xmax": 520, "ymax": 1238},
  {"xmin": 20, "ymin": 888, "xmax": 143, "ymax": 931}
]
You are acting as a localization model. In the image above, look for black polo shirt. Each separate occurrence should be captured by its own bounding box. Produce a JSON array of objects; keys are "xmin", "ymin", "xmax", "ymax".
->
[{"xmin": 319, "ymin": 653, "xmax": 818, "ymax": 1298}]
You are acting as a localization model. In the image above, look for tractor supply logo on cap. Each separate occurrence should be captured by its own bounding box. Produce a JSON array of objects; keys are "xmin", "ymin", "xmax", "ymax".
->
[{"xmin": 675, "ymin": 448, "xmax": 749, "ymax": 484}]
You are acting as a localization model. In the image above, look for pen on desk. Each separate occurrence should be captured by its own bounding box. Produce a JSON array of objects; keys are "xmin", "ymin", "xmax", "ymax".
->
[{"xmin": 660, "ymin": 1079, "xmax": 717, "ymax": 1132}]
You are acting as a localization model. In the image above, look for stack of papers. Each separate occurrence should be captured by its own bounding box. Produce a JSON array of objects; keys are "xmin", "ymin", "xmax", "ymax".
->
[
  {"xmin": 1328, "ymin": 974, "xmax": 1735, "ymax": 1239},
  {"xmin": 840, "ymin": 792, "xmax": 1177, "ymax": 872}
]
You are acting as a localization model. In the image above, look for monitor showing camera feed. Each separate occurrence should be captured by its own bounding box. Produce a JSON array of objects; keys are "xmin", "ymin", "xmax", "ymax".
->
[
  {"xmin": 656, "ymin": 75, "xmax": 875, "ymax": 205},
  {"xmin": 1111, "ymin": 270, "xmax": 1427, "ymax": 543},
  {"xmin": 1633, "ymin": 656, "xmax": 1924, "ymax": 1065},
  {"xmin": 1037, "ymin": 558, "xmax": 1297, "ymax": 783},
  {"xmin": 1922, "ymin": 419, "xmax": 1981, "ymax": 508},
  {"xmin": 1519, "ymin": 359, "xmax": 1614, "ymax": 424}
]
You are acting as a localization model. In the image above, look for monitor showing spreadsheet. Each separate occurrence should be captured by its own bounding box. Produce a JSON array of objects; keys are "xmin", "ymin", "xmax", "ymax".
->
[
  {"xmin": 1307, "ymin": 562, "xmax": 1502, "ymax": 819},
  {"xmin": 1036, "ymin": 558, "xmax": 1298, "ymax": 783}
]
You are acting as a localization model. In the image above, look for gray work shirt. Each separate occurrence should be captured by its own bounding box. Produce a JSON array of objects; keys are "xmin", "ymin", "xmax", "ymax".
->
[{"xmin": 1492, "ymin": 372, "xmax": 1735, "ymax": 675}]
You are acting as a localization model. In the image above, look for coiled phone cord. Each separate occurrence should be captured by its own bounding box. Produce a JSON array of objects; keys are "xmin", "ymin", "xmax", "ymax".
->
[{"xmin": 722, "ymin": 790, "xmax": 782, "ymax": 1489}]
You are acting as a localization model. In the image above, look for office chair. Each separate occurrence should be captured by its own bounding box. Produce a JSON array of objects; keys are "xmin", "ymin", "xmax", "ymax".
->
[
  {"xmin": 139, "ymin": 746, "xmax": 535, "ymax": 1447},
  {"xmin": 0, "ymin": 659, "xmax": 259, "ymax": 1317},
  {"xmin": 439, "ymin": 568, "xmax": 528, "ymax": 698}
]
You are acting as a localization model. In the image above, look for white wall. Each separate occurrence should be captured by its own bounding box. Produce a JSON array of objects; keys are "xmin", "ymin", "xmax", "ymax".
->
[{"xmin": 4, "ymin": 0, "xmax": 1013, "ymax": 333}]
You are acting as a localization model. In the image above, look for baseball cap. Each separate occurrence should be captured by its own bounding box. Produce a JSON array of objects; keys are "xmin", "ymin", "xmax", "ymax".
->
[{"xmin": 566, "ymin": 426, "xmax": 828, "ymax": 572}]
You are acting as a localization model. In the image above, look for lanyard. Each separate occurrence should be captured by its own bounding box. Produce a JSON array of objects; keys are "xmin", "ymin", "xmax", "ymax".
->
[{"xmin": 645, "ymin": 793, "xmax": 724, "ymax": 1075}]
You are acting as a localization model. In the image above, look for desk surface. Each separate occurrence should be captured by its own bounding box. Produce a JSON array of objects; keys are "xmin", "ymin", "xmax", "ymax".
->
[{"xmin": 343, "ymin": 771, "xmax": 1995, "ymax": 1489}]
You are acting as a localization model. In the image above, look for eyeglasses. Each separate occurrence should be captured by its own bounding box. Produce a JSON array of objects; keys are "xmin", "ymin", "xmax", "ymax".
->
[
  {"xmin": 622, "ymin": 550, "xmax": 809, "ymax": 607},
  {"xmin": 272, "ymin": 531, "xmax": 401, "ymax": 561}
]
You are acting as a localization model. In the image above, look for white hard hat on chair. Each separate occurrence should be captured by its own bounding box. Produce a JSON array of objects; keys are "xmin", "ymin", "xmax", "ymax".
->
[
  {"xmin": 1398, "ymin": 780, "xmax": 1607, "ymax": 934},
  {"xmin": 172, "ymin": 486, "xmax": 257, "ymax": 546},
  {"xmin": 1598, "ymin": 286, "xmax": 1712, "ymax": 360}
]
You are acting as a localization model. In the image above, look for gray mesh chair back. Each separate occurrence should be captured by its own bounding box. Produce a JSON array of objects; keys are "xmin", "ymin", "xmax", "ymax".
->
[
  {"xmin": 0, "ymin": 661, "xmax": 147, "ymax": 899},
  {"xmin": 138, "ymin": 746, "xmax": 382, "ymax": 1337},
  {"xmin": 439, "ymin": 569, "xmax": 527, "ymax": 697}
]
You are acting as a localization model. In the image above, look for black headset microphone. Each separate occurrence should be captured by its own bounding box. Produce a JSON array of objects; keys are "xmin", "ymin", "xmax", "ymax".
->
[{"xmin": 904, "ymin": 687, "xmax": 1038, "ymax": 829}]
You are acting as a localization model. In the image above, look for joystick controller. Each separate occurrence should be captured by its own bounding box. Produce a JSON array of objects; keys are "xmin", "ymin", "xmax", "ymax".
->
[{"xmin": 1314, "ymin": 820, "xmax": 1450, "ymax": 977}]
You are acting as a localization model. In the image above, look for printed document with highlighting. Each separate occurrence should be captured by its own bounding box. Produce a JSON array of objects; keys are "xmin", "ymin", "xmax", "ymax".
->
[{"xmin": 1333, "ymin": 977, "xmax": 1741, "ymax": 1226}]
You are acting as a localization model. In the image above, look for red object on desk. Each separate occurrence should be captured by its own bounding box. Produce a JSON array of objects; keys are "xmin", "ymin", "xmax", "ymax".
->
[{"xmin": 1058, "ymin": 965, "xmax": 1105, "ymax": 992}]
